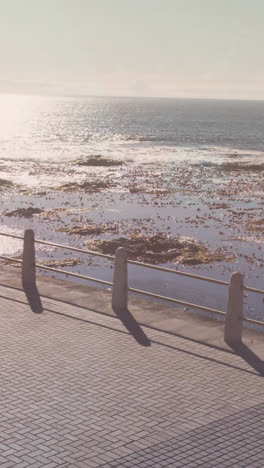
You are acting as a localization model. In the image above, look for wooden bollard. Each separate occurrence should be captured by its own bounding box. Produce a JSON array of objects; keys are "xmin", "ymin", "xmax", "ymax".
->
[
  {"xmin": 22, "ymin": 229, "xmax": 36, "ymax": 289},
  {"xmin": 224, "ymin": 272, "xmax": 243, "ymax": 344},
  {"xmin": 112, "ymin": 247, "xmax": 128, "ymax": 311}
]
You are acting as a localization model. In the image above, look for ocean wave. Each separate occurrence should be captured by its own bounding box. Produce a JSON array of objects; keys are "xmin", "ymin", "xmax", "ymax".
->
[
  {"xmin": 221, "ymin": 162, "xmax": 264, "ymax": 171},
  {"xmin": 0, "ymin": 155, "xmax": 68, "ymax": 163},
  {"xmin": 193, "ymin": 160, "xmax": 264, "ymax": 171},
  {"xmin": 125, "ymin": 135, "xmax": 171, "ymax": 142},
  {"xmin": 138, "ymin": 136, "xmax": 167, "ymax": 142}
]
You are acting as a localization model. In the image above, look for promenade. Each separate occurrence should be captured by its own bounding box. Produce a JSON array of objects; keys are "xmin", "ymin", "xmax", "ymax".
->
[{"xmin": 0, "ymin": 266, "xmax": 264, "ymax": 467}]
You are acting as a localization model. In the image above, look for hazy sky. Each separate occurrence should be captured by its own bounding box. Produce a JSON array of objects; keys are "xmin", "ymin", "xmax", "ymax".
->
[{"xmin": 0, "ymin": 0, "xmax": 264, "ymax": 99}]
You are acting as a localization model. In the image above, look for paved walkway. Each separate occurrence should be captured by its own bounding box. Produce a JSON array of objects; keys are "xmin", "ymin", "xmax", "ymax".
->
[{"xmin": 0, "ymin": 279, "xmax": 264, "ymax": 467}]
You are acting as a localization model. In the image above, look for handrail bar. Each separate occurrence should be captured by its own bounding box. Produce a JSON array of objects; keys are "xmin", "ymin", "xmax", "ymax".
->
[
  {"xmin": 35, "ymin": 264, "xmax": 113, "ymax": 286},
  {"xmin": 128, "ymin": 286, "xmax": 226, "ymax": 316},
  {"xmin": 0, "ymin": 232, "xmax": 115, "ymax": 261},
  {"xmin": 0, "ymin": 255, "xmax": 22, "ymax": 264},
  {"xmin": 0, "ymin": 254, "xmax": 225, "ymax": 316},
  {"xmin": 242, "ymin": 286, "xmax": 264, "ymax": 295},
  {"xmin": 240, "ymin": 316, "xmax": 264, "ymax": 327},
  {"xmin": 0, "ymin": 231, "xmax": 235, "ymax": 288},
  {"xmin": 0, "ymin": 255, "xmax": 112, "ymax": 286},
  {"xmin": 0, "ymin": 231, "xmax": 263, "ymax": 294},
  {"xmin": 0, "ymin": 232, "xmax": 23, "ymax": 241},
  {"xmin": 1, "ymin": 253, "xmax": 264, "ymax": 328},
  {"xmin": 128, "ymin": 260, "xmax": 229, "ymax": 286}
]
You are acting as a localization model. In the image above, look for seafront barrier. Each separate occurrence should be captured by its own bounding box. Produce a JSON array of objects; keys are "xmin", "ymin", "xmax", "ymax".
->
[{"xmin": 0, "ymin": 229, "xmax": 263, "ymax": 345}]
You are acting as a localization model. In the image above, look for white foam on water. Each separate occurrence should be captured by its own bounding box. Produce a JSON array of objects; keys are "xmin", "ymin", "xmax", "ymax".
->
[{"xmin": 0, "ymin": 227, "xmax": 23, "ymax": 256}]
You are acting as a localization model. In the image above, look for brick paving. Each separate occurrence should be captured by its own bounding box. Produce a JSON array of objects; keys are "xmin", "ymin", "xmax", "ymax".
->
[{"xmin": 0, "ymin": 283, "xmax": 264, "ymax": 467}]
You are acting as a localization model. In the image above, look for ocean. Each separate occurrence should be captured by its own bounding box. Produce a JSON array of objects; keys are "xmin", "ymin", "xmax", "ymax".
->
[
  {"xmin": 0, "ymin": 93, "xmax": 263, "ymax": 321},
  {"xmin": 0, "ymin": 93, "xmax": 264, "ymax": 166}
]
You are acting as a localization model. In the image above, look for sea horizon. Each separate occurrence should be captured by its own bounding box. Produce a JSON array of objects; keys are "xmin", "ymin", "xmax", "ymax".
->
[{"xmin": 1, "ymin": 89, "xmax": 264, "ymax": 103}]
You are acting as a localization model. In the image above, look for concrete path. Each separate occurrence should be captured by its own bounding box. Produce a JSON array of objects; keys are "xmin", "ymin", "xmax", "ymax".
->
[{"xmin": 0, "ymin": 267, "xmax": 264, "ymax": 467}]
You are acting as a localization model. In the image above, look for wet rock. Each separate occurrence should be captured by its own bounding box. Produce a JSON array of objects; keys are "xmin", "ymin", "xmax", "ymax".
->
[
  {"xmin": 3, "ymin": 207, "xmax": 44, "ymax": 218},
  {"xmin": 77, "ymin": 155, "xmax": 124, "ymax": 167}
]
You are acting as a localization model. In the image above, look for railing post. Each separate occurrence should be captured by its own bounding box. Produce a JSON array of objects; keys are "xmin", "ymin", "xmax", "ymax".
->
[
  {"xmin": 22, "ymin": 229, "xmax": 36, "ymax": 289},
  {"xmin": 112, "ymin": 247, "xmax": 128, "ymax": 311},
  {"xmin": 224, "ymin": 272, "xmax": 243, "ymax": 344}
]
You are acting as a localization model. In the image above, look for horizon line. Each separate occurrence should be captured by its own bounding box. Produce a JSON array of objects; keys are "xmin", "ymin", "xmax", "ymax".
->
[{"xmin": 0, "ymin": 89, "xmax": 264, "ymax": 103}]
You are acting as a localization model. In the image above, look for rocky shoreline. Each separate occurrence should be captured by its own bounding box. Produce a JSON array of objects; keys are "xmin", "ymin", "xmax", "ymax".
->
[{"xmin": 0, "ymin": 154, "xmax": 263, "ymax": 319}]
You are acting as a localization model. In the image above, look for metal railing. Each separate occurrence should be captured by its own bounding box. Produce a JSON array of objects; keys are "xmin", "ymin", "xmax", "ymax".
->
[{"xmin": 0, "ymin": 230, "xmax": 263, "ymax": 343}]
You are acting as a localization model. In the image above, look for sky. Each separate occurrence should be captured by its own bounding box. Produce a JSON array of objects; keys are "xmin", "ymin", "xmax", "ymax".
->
[{"xmin": 0, "ymin": 0, "xmax": 264, "ymax": 100}]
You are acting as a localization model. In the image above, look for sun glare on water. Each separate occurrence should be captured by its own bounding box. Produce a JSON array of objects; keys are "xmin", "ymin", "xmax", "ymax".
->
[{"xmin": 0, "ymin": 93, "xmax": 49, "ymax": 141}]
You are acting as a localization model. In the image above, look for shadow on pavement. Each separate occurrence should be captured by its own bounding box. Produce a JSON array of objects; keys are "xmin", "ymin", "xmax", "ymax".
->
[
  {"xmin": 113, "ymin": 306, "xmax": 151, "ymax": 347},
  {"xmin": 228, "ymin": 341, "xmax": 264, "ymax": 377},
  {"xmin": 2, "ymin": 283, "xmax": 264, "ymax": 376},
  {"xmin": 0, "ymin": 287, "xmax": 261, "ymax": 377},
  {"xmin": 23, "ymin": 285, "xmax": 43, "ymax": 314}
]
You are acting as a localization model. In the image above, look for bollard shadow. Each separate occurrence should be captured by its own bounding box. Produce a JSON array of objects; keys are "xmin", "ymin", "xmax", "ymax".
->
[
  {"xmin": 227, "ymin": 341, "xmax": 264, "ymax": 376},
  {"xmin": 23, "ymin": 285, "xmax": 43, "ymax": 314},
  {"xmin": 113, "ymin": 306, "xmax": 151, "ymax": 347}
]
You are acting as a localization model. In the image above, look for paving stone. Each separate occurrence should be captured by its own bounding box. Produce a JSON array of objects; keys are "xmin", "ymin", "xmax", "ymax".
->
[{"xmin": 0, "ymin": 283, "xmax": 263, "ymax": 467}]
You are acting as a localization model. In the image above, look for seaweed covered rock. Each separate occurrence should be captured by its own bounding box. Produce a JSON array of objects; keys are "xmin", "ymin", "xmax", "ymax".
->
[
  {"xmin": 86, "ymin": 233, "xmax": 230, "ymax": 265},
  {"xmin": 246, "ymin": 218, "xmax": 264, "ymax": 233},
  {"xmin": 0, "ymin": 179, "xmax": 15, "ymax": 190},
  {"xmin": 38, "ymin": 258, "xmax": 81, "ymax": 268},
  {"xmin": 77, "ymin": 155, "xmax": 124, "ymax": 167},
  {"xmin": 57, "ymin": 223, "xmax": 118, "ymax": 236},
  {"xmin": 57, "ymin": 180, "xmax": 111, "ymax": 193}
]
